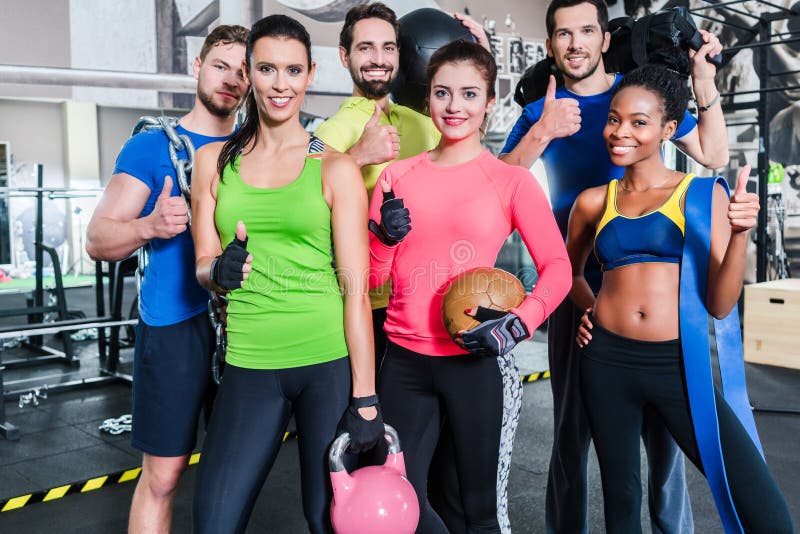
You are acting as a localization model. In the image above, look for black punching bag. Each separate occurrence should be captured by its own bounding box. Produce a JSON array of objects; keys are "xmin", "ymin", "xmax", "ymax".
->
[{"xmin": 391, "ymin": 8, "xmax": 473, "ymax": 115}]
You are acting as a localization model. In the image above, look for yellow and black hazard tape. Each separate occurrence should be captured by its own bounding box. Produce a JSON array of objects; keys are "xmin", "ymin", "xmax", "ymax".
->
[
  {"xmin": 520, "ymin": 370, "xmax": 550, "ymax": 383},
  {"xmin": 0, "ymin": 371, "xmax": 554, "ymax": 513},
  {"xmin": 0, "ymin": 430, "xmax": 299, "ymax": 513},
  {"xmin": 1, "ymin": 466, "xmax": 145, "ymax": 512}
]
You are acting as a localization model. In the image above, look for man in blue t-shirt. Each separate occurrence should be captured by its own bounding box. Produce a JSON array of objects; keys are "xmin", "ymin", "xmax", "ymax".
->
[
  {"xmin": 86, "ymin": 25, "xmax": 248, "ymax": 532},
  {"xmin": 500, "ymin": 1, "xmax": 728, "ymax": 533}
]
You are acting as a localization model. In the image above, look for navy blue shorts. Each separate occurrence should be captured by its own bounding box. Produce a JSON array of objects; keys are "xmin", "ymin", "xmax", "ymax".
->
[{"xmin": 131, "ymin": 311, "xmax": 216, "ymax": 457}]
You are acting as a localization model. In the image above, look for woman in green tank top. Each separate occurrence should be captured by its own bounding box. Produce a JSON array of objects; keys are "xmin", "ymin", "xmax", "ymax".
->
[{"xmin": 188, "ymin": 15, "xmax": 383, "ymax": 533}]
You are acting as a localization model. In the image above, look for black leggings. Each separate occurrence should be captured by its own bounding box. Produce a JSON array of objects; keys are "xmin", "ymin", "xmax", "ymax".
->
[
  {"xmin": 545, "ymin": 301, "xmax": 692, "ymax": 534},
  {"xmin": 375, "ymin": 311, "xmax": 469, "ymax": 534},
  {"xmin": 378, "ymin": 342, "xmax": 522, "ymax": 534},
  {"xmin": 193, "ymin": 358, "xmax": 351, "ymax": 534},
  {"xmin": 580, "ymin": 322, "xmax": 793, "ymax": 534}
]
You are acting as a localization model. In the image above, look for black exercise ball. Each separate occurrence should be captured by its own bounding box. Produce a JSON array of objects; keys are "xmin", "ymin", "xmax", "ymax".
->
[{"xmin": 391, "ymin": 8, "xmax": 473, "ymax": 115}]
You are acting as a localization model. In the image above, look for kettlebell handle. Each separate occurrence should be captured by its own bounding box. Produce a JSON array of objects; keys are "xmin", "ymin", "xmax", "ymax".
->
[{"xmin": 329, "ymin": 424, "xmax": 401, "ymax": 473}]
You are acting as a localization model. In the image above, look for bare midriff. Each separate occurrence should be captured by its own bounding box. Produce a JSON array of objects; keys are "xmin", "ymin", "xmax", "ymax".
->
[{"xmin": 593, "ymin": 262, "xmax": 681, "ymax": 341}]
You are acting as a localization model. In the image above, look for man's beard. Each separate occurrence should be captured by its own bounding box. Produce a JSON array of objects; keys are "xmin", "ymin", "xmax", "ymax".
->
[
  {"xmin": 559, "ymin": 55, "xmax": 602, "ymax": 82},
  {"xmin": 350, "ymin": 63, "xmax": 395, "ymax": 98},
  {"xmin": 198, "ymin": 87, "xmax": 239, "ymax": 118}
]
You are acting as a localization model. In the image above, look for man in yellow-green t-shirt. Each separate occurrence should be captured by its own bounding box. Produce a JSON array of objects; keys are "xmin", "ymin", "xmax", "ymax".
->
[{"xmin": 314, "ymin": 3, "xmax": 439, "ymax": 363}]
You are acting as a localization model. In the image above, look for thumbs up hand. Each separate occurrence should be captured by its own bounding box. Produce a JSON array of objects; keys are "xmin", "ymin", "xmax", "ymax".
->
[
  {"xmin": 368, "ymin": 176, "xmax": 411, "ymax": 246},
  {"xmin": 146, "ymin": 175, "xmax": 189, "ymax": 239},
  {"xmin": 348, "ymin": 103, "xmax": 400, "ymax": 167},
  {"xmin": 211, "ymin": 221, "xmax": 253, "ymax": 291},
  {"xmin": 158, "ymin": 175, "xmax": 175, "ymax": 199},
  {"xmin": 728, "ymin": 165, "xmax": 759, "ymax": 233},
  {"xmin": 532, "ymin": 75, "xmax": 581, "ymax": 142}
]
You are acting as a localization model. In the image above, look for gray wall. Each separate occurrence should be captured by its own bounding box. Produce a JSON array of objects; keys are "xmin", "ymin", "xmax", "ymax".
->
[
  {"xmin": 97, "ymin": 106, "xmax": 166, "ymax": 185},
  {"xmin": 0, "ymin": 99, "xmax": 65, "ymax": 187},
  {"xmin": 0, "ymin": 0, "xmax": 72, "ymax": 99},
  {"xmin": 441, "ymin": 0, "xmax": 549, "ymax": 40},
  {"xmin": 0, "ymin": 0, "xmax": 70, "ymax": 67}
]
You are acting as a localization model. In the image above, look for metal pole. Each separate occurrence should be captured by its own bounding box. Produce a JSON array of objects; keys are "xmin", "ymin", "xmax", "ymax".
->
[
  {"xmin": 34, "ymin": 164, "xmax": 44, "ymax": 336},
  {"xmin": 96, "ymin": 261, "xmax": 107, "ymax": 362},
  {"xmin": 0, "ymin": 340, "xmax": 20, "ymax": 441},
  {"xmin": 692, "ymin": 0, "xmax": 754, "ymax": 13},
  {"xmin": 177, "ymin": 2, "xmax": 221, "ymax": 37},
  {"xmin": 720, "ymin": 83, "xmax": 800, "ymax": 97},
  {"xmin": 0, "ymin": 319, "xmax": 138, "ymax": 340},
  {"xmin": 724, "ymin": 36, "xmax": 800, "ymax": 53},
  {"xmin": 692, "ymin": 0, "xmax": 762, "ymax": 23},
  {"xmin": 156, "ymin": 0, "xmax": 176, "ymax": 109},
  {"xmin": 0, "ymin": 64, "xmax": 348, "ymax": 97},
  {"xmin": 756, "ymin": 17, "xmax": 770, "ymax": 283},
  {"xmin": 0, "ymin": 65, "xmax": 197, "ymax": 93},
  {"xmin": 0, "ymin": 187, "xmax": 104, "ymax": 193}
]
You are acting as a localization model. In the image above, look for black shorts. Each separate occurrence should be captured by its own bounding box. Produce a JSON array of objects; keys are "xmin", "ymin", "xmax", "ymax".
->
[{"xmin": 131, "ymin": 311, "xmax": 216, "ymax": 457}]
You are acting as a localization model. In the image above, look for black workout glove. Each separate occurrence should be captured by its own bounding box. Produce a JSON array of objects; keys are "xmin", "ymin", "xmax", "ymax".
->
[
  {"xmin": 210, "ymin": 235, "xmax": 249, "ymax": 291},
  {"xmin": 461, "ymin": 307, "xmax": 530, "ymax": 357},
  {"xmin": 337, "ymin": 395, "xmax": 385, "ymax": 453},
  {"xmin": 368, "ymin": 190, "xmax": 411, "ymax": 246}
]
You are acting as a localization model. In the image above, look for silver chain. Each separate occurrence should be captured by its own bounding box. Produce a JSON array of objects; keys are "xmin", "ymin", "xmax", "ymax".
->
[
  {"xmin": 129, "ymin": 116, "xmax": 195, "ymax": 294},
  {"xmin": 129, "ymin": 116, "xmax": 225, "ymax": 384},
  {"xmin": 98, "ymin": 414, "xmax": 132, "ymax": 435},
  {"xmin": 131, "ymin": 116, "xmax": 195, "ymax": 224}
]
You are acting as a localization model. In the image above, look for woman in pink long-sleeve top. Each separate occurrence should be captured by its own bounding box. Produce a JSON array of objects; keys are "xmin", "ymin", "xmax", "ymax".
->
[{"xmin": 367, "ymin": 39, "xmax": 571, "ymax": 533}]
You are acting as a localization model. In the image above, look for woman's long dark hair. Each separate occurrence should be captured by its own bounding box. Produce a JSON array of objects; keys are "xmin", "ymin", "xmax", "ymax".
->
[{"xmin": 216, "ymin": 14, "xmax": 312, "ymax": 178}]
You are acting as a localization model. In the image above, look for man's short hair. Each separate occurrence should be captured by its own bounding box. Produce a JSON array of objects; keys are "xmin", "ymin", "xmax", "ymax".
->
[
  {"xmin": 545, "ymin": 0, "xmax": 609, "ymax": 37},
  {"xmin": 200, "ymin": 24, "xmax": 250, "ymax": 61},
  {"xmin": 339, "ymin": 2, "xmax": 399, "ymax": 52}
]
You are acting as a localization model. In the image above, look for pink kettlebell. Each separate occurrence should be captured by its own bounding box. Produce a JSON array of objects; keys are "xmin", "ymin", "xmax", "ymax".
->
[{"xmin": 329, "ymin": 424, "xmax": 420, "ymax": 534}]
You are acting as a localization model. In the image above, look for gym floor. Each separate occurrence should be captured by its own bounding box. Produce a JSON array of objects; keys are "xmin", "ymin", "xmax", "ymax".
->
[{"xmin": 0, "ymin": 285, "xmax": 798, "ymax": 533}]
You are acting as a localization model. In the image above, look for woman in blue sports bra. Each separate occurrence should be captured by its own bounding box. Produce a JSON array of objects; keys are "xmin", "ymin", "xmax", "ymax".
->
[{"xmin": 566, "ymin": 65, "xmax": 792, "ymax": 533}]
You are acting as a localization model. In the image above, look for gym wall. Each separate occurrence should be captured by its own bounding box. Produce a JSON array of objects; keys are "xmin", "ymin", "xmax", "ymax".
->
[{"xmin": 0, "ymin": 0, "xmax": 550, "ymax": 179}]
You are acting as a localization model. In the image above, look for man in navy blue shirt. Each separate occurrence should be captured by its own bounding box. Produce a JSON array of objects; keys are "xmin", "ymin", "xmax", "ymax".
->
[
  {"xmin": 86, "ymin": 25, "xmax": 248, "ymax": 533},
  {"xmin": 500, "ymin": 1, "xmax": 728, "ymax": 532}
]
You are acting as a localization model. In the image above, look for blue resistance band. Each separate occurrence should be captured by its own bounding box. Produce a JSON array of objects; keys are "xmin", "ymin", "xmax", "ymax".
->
[{"xmin": 679, "ymin": 176, "xmax": 764, "ymax": 534}]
